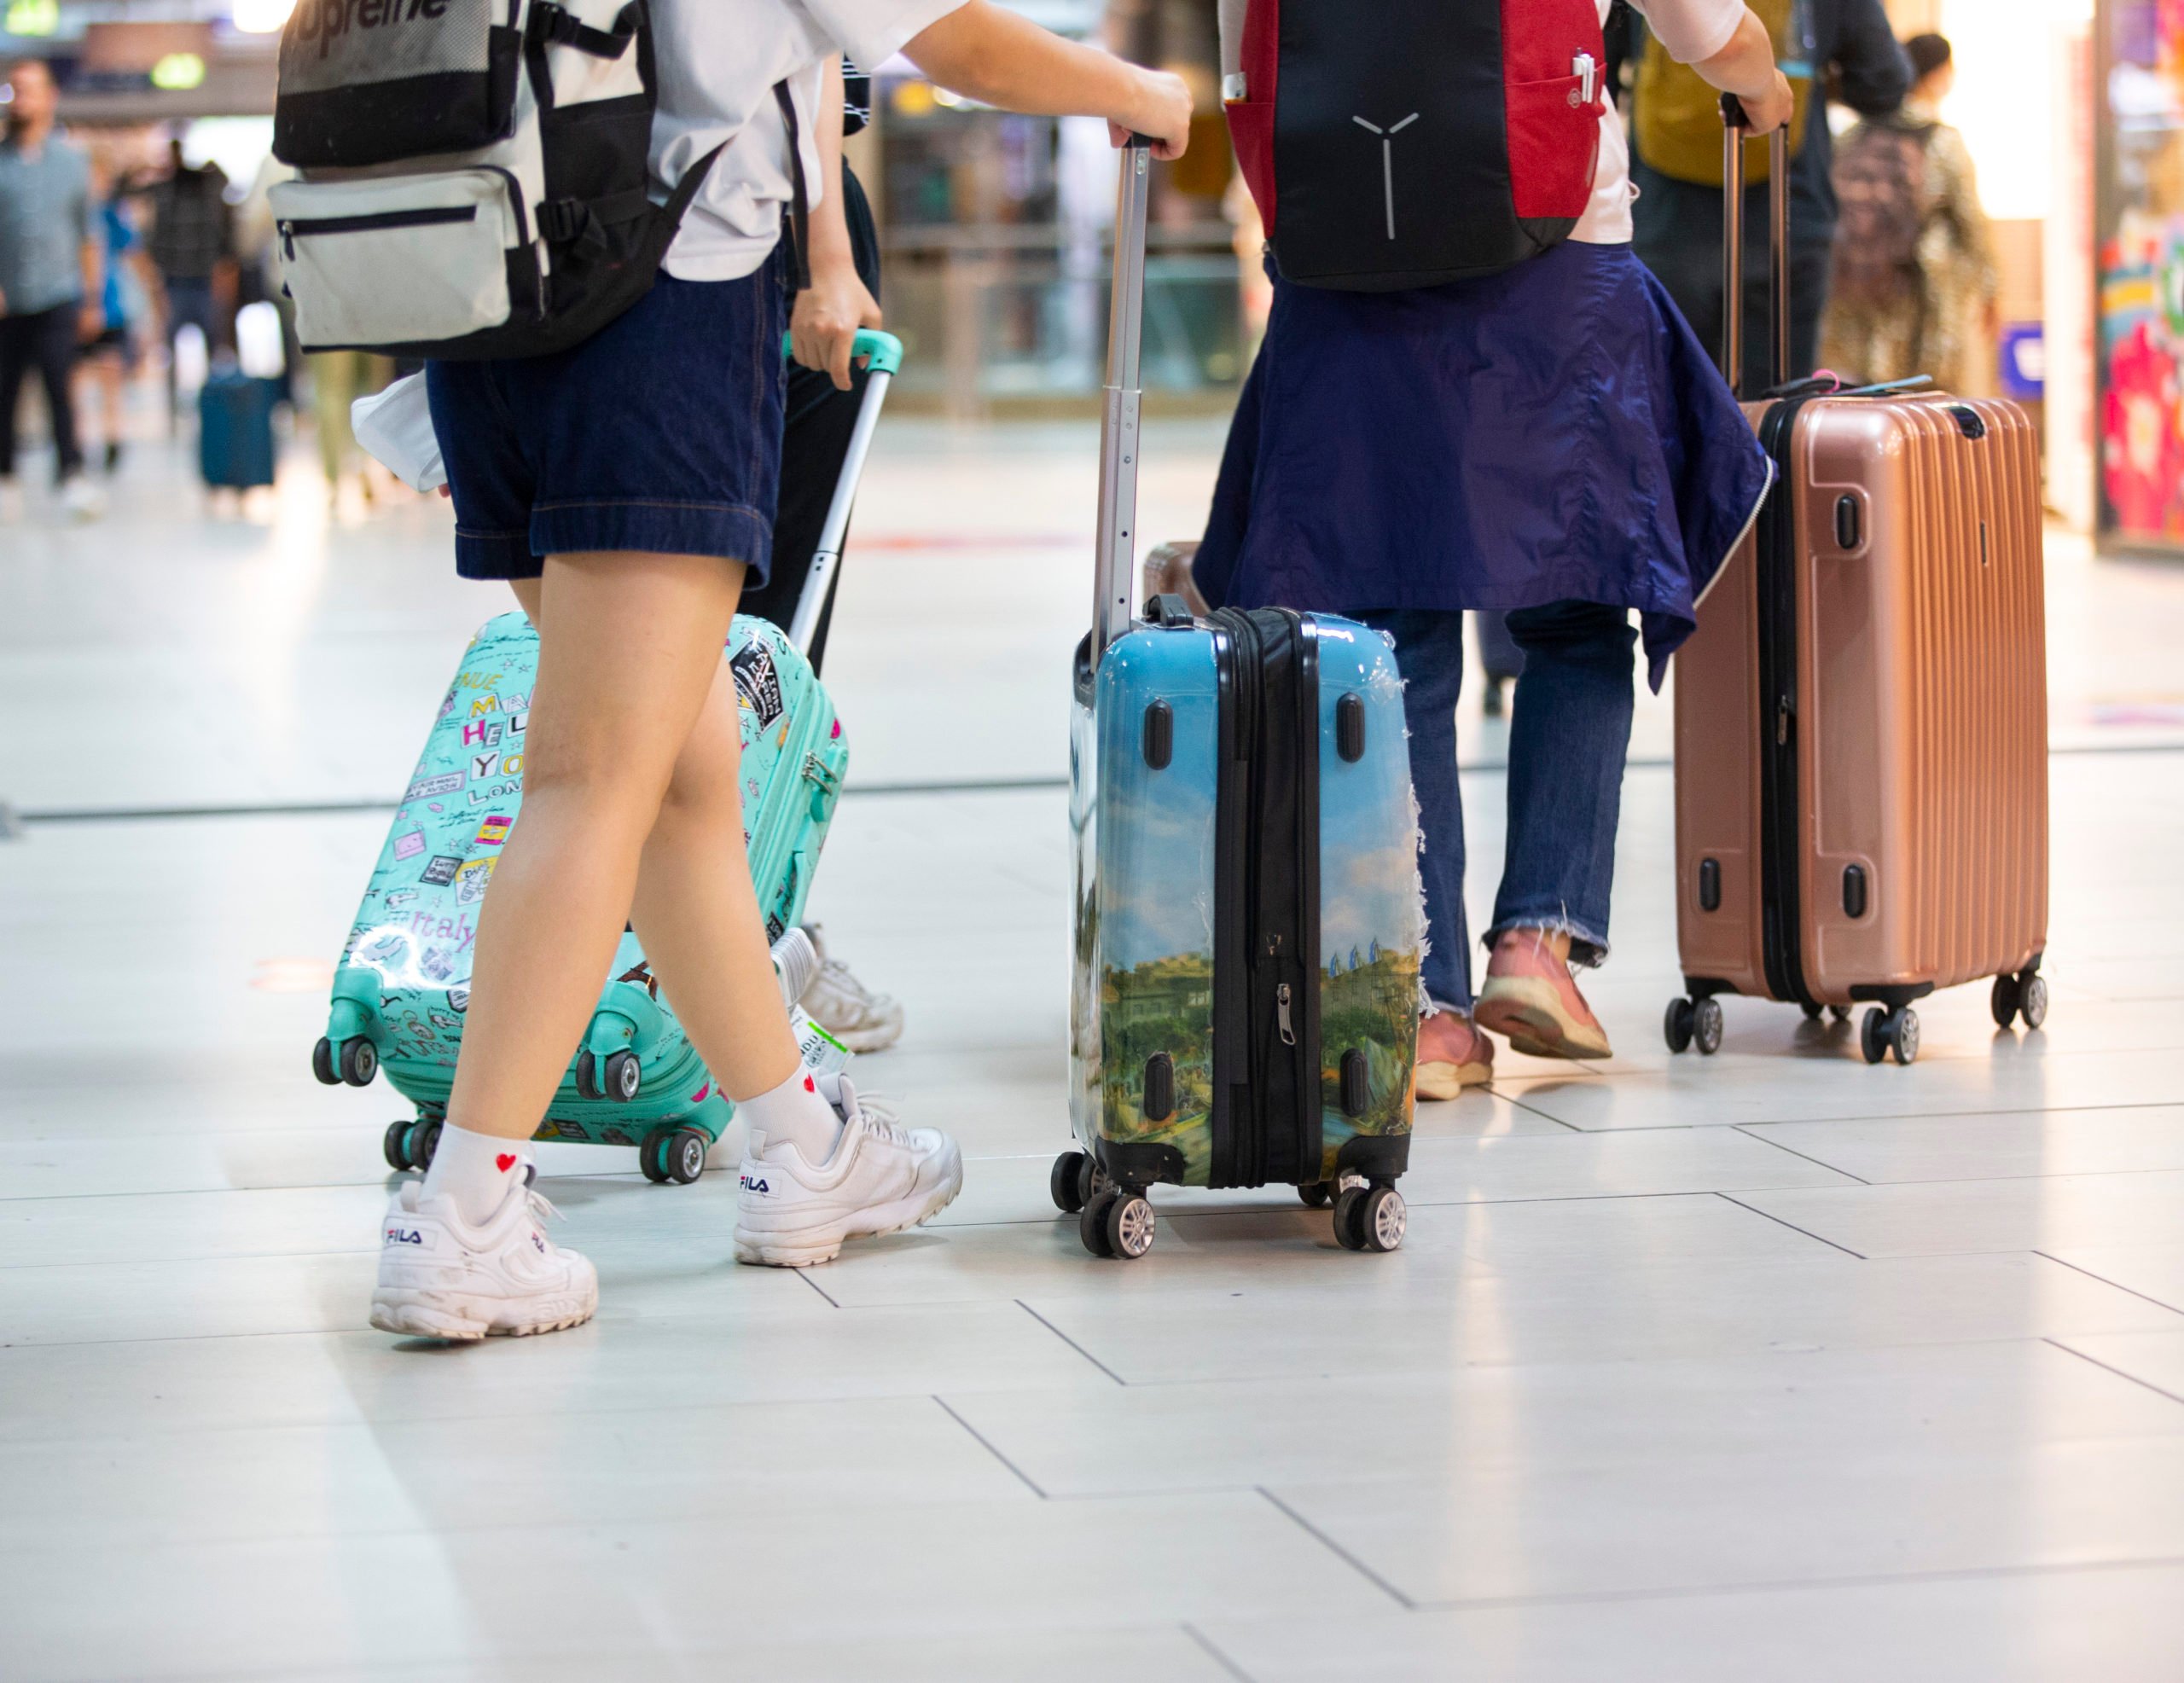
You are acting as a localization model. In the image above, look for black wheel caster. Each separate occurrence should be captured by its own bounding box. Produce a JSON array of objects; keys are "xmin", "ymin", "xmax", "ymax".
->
[
  {"xmin": 404, "ymin": 1119, "xmax": 441, "ymax": 1169},
  {"xmin": 574, "ymin": 1050, "xmax": 601, "ymax": 1101},
  {"xmin": 338, "ymin": 1036, "xmax": 378, "ymax": 1088},
  {"xmin": 659, "ymin": 1127, "xmax": 706, "ymax": 1184},
  {"xmin": 1860, "ymin": 1007, "xmax": 1889, "ymax": 1065},
  {"xmin": 1801, "ymin": 1001, "xmax": 1823, "ymax": 1021},
  {"xmin": 1298, "ymin": 1181, "xmax": 1333, "ymax": 1209},
  {"xmin": 311, "ymin": 1036, "xmax": 340, "ymax": 1086},
  {"xmin": 1051, "ymin": 1151, "xmax": 1089, "ymax": 1215},
  {"xmin": 383, "ymin": 1119, "xmax": 411, "ymax": 1170},
  {"xmin": 1693, "ymin": 996, "xmax": 1724, "ymax": 1055},
  {"xmin": 1080, "ymin": 1189, "xmax": 1118, "ymax": 1257},
  {"xmin": 1990, "ymin": 972, "xmax": 2019, "ymax": 1028},
  {"xmin": 1830, "ymin": 1005, "xmax": 1850, "ymax": 1024},
  {"xmin": 1105, "ymin": 1192, "xmax": 1156, "ymax": 1260},
  {"xmin": 2018, "ymin": 973, "xmax": 2048, "ymax": 1030},
  {"xmin": 1889, "ymin": 1007, "xmax": 1920, "ymax": 1065},
  {"xmin": 1664, "ymin": 996, "xmax": 1695, "ymax": 1053},
  {"xmin": 601, "ymin": 1049, "xmax": 641, "ymax": 1102},
  {"xmin": 1076, "ymin": 1153, "xmax": 1108, "ymax": 1210},
  {"xmin": 1333, "ymin": 1184, "xmax": 1405, "ymax": 1252},
  {"xmin": 638, "ymin": 1129, "xmax": 690, "ymax": 1184}
]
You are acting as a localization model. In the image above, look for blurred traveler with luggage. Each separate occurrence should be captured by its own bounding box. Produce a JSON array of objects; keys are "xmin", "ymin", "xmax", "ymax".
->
[
  {"xmin": 1193, "ymin": 0, "xmax": 1783, "ymax": 1095},
  {"xmin": 311, "ymin": 0, "xmax": 1190, "ymax": 1337},
  {"xmin": 1629, "ymin": 0, "xmax": 1907, "ymax": 394},
  {"xmin": 0, "ymin": 59, "xmax": 103, "ymax": 523},
  {"xmin": 143, "ymin": 138, "xmax": 237, "ymax": 429},
  {"xmin": 74, "ymin": 154, "xmax": 154, "ymax": 477},
  {"xmin": 1818, "ymin": 33, "xmax": 1998, "ymax": 394}
]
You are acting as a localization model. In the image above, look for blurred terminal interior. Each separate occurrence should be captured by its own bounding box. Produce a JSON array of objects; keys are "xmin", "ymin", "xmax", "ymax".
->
[{"xmin": 4, "ymin": 0, "xmax": 2184, "ymax": 554}]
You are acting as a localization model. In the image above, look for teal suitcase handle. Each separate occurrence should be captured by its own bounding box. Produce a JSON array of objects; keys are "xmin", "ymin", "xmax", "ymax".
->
[{"xmin": 781, "ymin": 328, "xmax": 903, "ymax": 376}]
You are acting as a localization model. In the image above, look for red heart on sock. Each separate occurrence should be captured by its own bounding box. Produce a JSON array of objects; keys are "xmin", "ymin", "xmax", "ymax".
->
[
  {"xmin": 804, "ymin": 1075, "xmax": 816, "ymax": 1093},
  {"xmin": 496, "ymin": 1153, "xmax": 518, "ymax": 1173}
]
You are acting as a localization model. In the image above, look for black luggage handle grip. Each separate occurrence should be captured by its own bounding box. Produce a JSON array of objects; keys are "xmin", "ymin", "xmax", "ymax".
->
[{"xmin": 1719, "ymin": 93, "xmax": 1793, "ymax": 398}]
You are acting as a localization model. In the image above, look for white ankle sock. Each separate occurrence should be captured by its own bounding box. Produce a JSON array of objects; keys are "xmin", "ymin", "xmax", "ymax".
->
[
  {"xmin": 738, "ymin": 1066, "xmax": 845, "ymax": 1164},
  {"xmin": 421, "ymin": 1123, "xmax": 531, "ymax": 1225}
]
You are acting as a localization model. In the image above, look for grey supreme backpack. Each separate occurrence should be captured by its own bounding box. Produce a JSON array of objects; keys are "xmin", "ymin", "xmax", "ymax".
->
[{"xmin": 268, "ymin": 0, "xmax": 804, "ymax": 359}]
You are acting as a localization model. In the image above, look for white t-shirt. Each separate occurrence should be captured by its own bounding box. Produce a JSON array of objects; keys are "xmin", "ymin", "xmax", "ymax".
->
[
  {"xmin": 653, "ymin": 0, "xmax": 967, "ymax": 280},
  {"xmin": 1576, "ymin": 0, "xmax": 1745, "ymax": 245},
  {"xmin": 1214, "ymin": 0, "xmax": 1745, "ymax": 248}
]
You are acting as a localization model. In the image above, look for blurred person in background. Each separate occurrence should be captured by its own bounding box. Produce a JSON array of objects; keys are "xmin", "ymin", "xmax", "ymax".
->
[
  {"xmin": 1628, "ymin": 0, "xmax": 1908, "ymax": 392},
  {"xmin": 1819, "ymin": 32, "xmax": 1998, "ymax": 394},
  {"xmin": 0, "ymin": 58, "xmax": 102, "ymax": 522},
  {"xmin": 143, "ymin": 136, "xmax": 236, "ymax": 428},
  {"xmin": 311, "ymin": 348, "xmax": 395, "ymax": 507},
  {"xmin": 75, "ymin": 153, "xmax": 155, "ymax": 476}
]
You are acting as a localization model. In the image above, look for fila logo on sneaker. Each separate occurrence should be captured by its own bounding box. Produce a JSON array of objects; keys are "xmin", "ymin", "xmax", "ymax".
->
[
  {"xmin": 740, "ymin": 1173, "xmax": 775, "ymax": 1197},
  {"xmin": 386, "ymin": 1227, "xmax": 424, "ymax": 1245},
  {"xmin": 531, "ymin": 1232, "xmax": 547, "ymax": 1254}
]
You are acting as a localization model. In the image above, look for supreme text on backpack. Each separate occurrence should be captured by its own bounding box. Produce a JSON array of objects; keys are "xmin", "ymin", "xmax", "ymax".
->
[
  {"xmin": 267, "ymin": 0, "xmax": 807, "ymax": 359},
  {"xmin": 1222, "ymin": 0, "xmax": 1608, "ymax": 291}
]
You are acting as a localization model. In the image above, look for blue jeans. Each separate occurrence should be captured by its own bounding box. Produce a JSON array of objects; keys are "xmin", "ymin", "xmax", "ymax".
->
[{"xmin": 1359, "ymin": 602, "xmax": 1636, "ymax": 1013}]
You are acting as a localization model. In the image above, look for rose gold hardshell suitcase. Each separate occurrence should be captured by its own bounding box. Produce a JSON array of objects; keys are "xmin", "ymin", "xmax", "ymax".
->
[{"xmin": 1664, "ymin": 108, "xmax": 2049, "ymax": 1067}]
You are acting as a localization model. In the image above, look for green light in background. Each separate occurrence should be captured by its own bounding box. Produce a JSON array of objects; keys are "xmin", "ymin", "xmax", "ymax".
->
[
  {"xmin": 150, "ymin": 52, "xmax": 207, "ymax": 90},
  {"xmin": 4, "ymin": 0, "xmax": 61, "ymax": 37}
]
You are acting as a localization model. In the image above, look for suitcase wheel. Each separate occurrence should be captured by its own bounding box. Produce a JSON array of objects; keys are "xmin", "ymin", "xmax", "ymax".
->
[
  {"xmin": 1298, "ymin": 1181, "xmax": 1333, "ymax": 1209},
  {"xmin": 1664, "ymin": 997, "xmax": 1722, "ymax": 1056},
  {"xmin": 603, "ymin": 1050, "xmax": 642, "ymax": 1103},
  {"xmin": 382, "ymin": 1120, "xmax": 410, "ymax": 1170},
  {"xmin": 1049, "ymin": 1150, "xmax": 1091, "ymax": 1215},
  {"xmin": 338, "ymin": 1036, "xmax": 379, "ymax": 1088},
  {"xmin": 1334, "ymin": 1184, "xmax": 1405, "ymax": 1253},
  {"xmin": 311, "ymin": 1036, "xmax": 340, "ymax": 1087},
  {"xmin": 1079, "ymin": 1187, "xmax": 1154, "ymax": 1260},
  {"xmin": 1992, "ymin": 972, "xmax": 2049, "ymax": 1032},
  {"xmin": 1862, "ymin": 1006, "xmax": 1920, "ymax": 1066},
  {"xmin": 385, "ymin": 1118, "xmax": 442, "ymax": 1171},
  {"xmin": 641, "ymin": 1127, "xmax": 707, "ymax": 1186}
]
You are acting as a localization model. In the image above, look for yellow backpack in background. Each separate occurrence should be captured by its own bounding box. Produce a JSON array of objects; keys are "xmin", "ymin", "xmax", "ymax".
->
[{"xmin": 1633, "ymin": 0, "xmax": 1815, "ymax": 186}]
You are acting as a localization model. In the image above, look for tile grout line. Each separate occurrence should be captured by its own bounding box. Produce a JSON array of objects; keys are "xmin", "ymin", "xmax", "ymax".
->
[
  {"xmin": 1014, "ymin": 1298, "xmax": 1127, "ymax": 1385},
  {"xmin": 2033, "ymin": 1251, "xmax": 2184, "ymax": 1317},
  {"xmin": 1731, "ymin": 1124, "xmax": 1873, "ymax": 1184},
  {"xmin": 1711, "ymin": 1193, "xmax": 1869, "ymax": 1259},
  {"xmin": 1484, "ymin": 1088, "xmax": 1587, "ymax": 1132},
  {"xmin": 2042, "ymin": 1337, "xmax": 2184, "ymax": 1407},
  {"xmin": 1255, "ymin": 1486, "xmax": 1414, "ymax": 1610},
  {"xmin": 1399, "ymin": 1549, "xmax": 2184, "ymax": 1616},
  {"xmin": 1181, "ymin": 1622, "xmax": 1261, "ymax": 1681},
  {"xmin": 929, "ymin": 1395, "xmax": 1050, "ymax": 1499}
]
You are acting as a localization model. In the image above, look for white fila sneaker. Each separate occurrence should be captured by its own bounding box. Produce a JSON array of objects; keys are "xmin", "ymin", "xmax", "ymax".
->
[
  {"xmin": 734, "ymin": 1080, "xmax": 962, "ymax": 1267},
  {"xmin": 799, "ymin": 926, "xmax": 906, "ymax": 1053},
  {"xmin": 369, "ymin": 1176, "xmax": 598, "ymax": 1340}
]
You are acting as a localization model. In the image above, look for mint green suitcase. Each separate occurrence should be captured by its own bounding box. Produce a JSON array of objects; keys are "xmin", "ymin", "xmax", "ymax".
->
[{"xmin": 316, "ymin": 333, "xmax": 899, "ymax": 1184}]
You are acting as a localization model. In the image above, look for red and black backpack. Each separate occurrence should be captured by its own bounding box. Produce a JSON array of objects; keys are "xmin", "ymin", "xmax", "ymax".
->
[{"xmin": 1224, "ymin": 0, "xmax": 1609, "ymax": 291}]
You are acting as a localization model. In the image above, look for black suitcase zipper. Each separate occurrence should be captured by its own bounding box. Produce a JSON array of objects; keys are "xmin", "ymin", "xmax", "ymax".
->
[
  {"xmin": 1756, "ymin": 396, "xmax": 1816, "ymax": 1009},
  {"xmin": 1208, "ymin": 607, "xmax": 1321, "ymax": 1187}
]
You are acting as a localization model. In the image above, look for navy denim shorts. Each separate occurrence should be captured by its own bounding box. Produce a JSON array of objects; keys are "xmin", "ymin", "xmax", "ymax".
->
[{"xmin": 426, "ymin": 253, "xmax": 787, "ymax": 583}]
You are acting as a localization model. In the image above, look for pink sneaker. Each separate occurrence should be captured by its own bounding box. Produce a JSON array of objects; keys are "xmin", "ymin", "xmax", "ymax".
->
[
  {"xmin": 1472, "ymin": 928, "xmax": 1613, "ymax": 1060},
  {"xmin": 1416, "ymin": 1010, "xmax": 1495, "ymax": 1099}
]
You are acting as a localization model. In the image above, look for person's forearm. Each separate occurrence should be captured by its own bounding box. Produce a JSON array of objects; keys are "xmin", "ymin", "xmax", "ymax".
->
[
  {"xmin": 1692, "ymin": 12, "xmax": 1780, "ymax": 102},
  {"xmin": 907, "ymin": 1, "xmax": 1154, "ymax": 130},
  {"xmin": 79, "ymin": 240, "xmax": 102, "ymax": 310},
  {"xmin": 807, "ymin": 56, "xmax": 855, "ymax": 274}
]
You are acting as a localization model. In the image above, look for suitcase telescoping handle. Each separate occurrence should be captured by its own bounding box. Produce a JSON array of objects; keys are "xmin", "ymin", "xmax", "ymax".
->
[
  {"xmin": 1718, "ymin": 93, "xmax": 1792, "ymax": 400},
  {"xmin": 782, "ymin": 327, "xmax": 904, "ymax": 656},
  {"xmin": 1093, "ymin": 136, "xmax": 1154, "ymax": 658}
]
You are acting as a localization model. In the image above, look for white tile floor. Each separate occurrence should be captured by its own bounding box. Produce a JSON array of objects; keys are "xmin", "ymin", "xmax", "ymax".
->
[{"xmin": 3, "ymin": 426, "xmax": 2183, "ymax": 1680}]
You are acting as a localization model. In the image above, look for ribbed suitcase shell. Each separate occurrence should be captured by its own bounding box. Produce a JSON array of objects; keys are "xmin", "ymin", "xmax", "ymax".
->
[{"xmin": 1673, "ymin": 392, "xmax": 2048, "ymax": 1007}]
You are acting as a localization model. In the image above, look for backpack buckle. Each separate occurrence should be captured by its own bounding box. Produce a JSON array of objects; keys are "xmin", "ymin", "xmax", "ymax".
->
[{"xmin": 538, "ymin": 198, "xmax": 591, "ymax": 244}]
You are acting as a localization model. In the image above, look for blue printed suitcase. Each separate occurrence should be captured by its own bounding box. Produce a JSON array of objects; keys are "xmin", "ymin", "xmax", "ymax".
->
[
  {"xmin": 313, "ymin": 333, "xmax": 901, "ymax": 1184},
  {"xmin": 1053, "ymin": 144, "xmax": 1422, "ymax": 1260}
]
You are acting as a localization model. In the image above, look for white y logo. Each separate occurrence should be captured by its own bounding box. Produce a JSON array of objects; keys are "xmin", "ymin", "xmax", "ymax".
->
[{"xmin": 1352, "ymin": 113, "xmax": 1420, "ymax": 241}]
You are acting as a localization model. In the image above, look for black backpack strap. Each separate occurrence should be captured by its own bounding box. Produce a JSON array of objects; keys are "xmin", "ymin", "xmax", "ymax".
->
[
  {"xmin": 772, "ymin": 79, "xmax": 812, "ymax": 295},
  {"xmin": 529, "ymin": 1, "xmax": 638, "ymax": 58}
]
